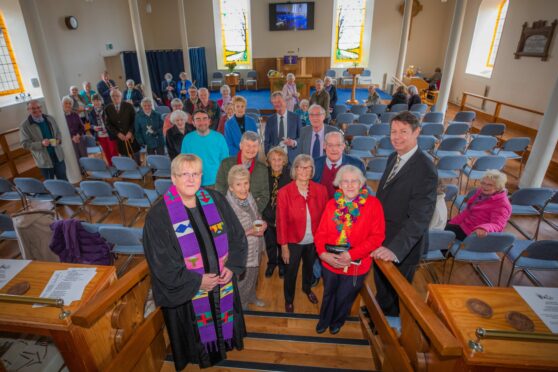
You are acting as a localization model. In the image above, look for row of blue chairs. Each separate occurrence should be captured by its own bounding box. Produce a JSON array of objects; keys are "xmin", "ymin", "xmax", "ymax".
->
[
  {"xmin": 423, "ymin": 230, "xmax": 558, "ymax": 287},
  {"xmin": 79, "ymin": 155, "xmax": 171, "ymax": 183}
]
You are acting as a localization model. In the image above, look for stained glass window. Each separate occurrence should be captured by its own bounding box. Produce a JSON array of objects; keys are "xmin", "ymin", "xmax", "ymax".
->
[
  {"xmin": 213, "ymin": 0, "xmax": 252, "ymax": 69},
  {"xmin": 0, "ymin": 12, "xmax": 23, "ymax": 96},
  {"xmin": 486, "ymin": 0, "xmax": 509, "ymax": 67},
  {"xmin": 332, "ymin": 0, "xmax": 366, "ymax": 66}
]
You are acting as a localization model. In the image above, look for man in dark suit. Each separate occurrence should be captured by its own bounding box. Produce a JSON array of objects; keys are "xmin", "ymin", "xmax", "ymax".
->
[
  {"xmin": 264, "ymin": 91, "xmax": 301, "ymax": 162},
  {"xmin": 372, "ymin": 111, "xmax": 437, "ymax": 316},
  {"xmin": 105, "ymin": 89, "xmax": 141, "ymax": 164},
  {"xmin": 297, "ymin": 104, "xmax": 339, "ymax": 159},
  {"xmin": 97, "ymin": 71, "xmax": 117, "ymax": 105}
]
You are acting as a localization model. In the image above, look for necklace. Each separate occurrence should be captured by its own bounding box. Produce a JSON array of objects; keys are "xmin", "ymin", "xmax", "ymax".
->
[{"xmin": 333, "ymin": 187, "xmax": 369, "ymax": 246}]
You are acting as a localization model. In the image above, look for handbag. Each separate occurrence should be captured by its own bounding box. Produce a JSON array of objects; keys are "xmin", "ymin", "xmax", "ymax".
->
[{"xmin": 325, "ymin": 244, "xmax": 350, "ymax": 255}]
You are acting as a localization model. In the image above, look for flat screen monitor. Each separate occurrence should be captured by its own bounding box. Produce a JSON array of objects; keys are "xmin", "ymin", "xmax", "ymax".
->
[{"xmin": 269, "ymin": 2, "xmax": 315, "ymax": 31}]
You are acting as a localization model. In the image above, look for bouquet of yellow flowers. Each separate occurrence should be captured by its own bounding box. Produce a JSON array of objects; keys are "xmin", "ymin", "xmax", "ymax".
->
[{"xmin": 225, "ymin": 61, "xmax": 237, "ymax": 73}]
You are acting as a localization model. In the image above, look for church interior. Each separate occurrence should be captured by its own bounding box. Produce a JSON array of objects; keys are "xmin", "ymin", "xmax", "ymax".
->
[{"xmin": 0, "ymin": 0, "xmax": 557, "ymax": 371}]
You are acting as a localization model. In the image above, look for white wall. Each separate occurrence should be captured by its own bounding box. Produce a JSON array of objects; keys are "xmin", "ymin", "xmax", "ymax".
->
[
  {"xmin": 184, "ymin": 0, "xmax": 218, "ymax": 76},
  {"xmin": 451, "ymin": 0, "xmax": 558, "ymax": 129},
  {"xmin": 139, "ymin": 0, "xmax": 182, "ymax": 50}
]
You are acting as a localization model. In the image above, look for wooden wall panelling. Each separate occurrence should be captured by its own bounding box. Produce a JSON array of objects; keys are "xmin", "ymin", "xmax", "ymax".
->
[{"xmin": 253, "ymin": 58, "xmax": 277, "ymax": 90}]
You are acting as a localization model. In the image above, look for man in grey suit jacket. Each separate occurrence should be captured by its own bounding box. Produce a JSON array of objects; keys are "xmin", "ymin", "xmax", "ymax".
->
[
  {"xmin": 297, "ymin": 104, "xmax": 339, "ymax": 159},
  {"xmin": 264, "ymin": 91, "xmax": 301, "ymax": 162}
]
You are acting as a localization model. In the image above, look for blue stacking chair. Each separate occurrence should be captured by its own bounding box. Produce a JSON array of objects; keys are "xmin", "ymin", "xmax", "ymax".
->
[
  {"xmin": 349, "ymin": 136, "xmax": 376, "ymax": 160},
  {"xmin": 84, "ymin": 135, "xmax": 102, "ymax": 156},
  {"xmin": 452, "ymin": 111, "xmax": 476, "ymax": 123},
  {"xmin": 444, "ymin": 184, "xmax": 459, "ymax": 204},
  {"xmin": 366, "ymin": 157, "xmax": 388, "ymax": 181},
  {"xmin": 508, "ymin": 188, "xmax": 555, "ymax": 240},
  {"xmin": 462, "ymin": 155, "xmax": 507, "ymax": 191},
  {"xmin": 506, "ymin": 240, "xmax": 558, "ymax": 286},
  {"xmin": 0, "ymin": 177, "xmax": 26, "ymax": 210},
  {"xmin": 368, "ymin": 123, "xmax": 390, "ymax": 141},
  {"xmin": 210, "ymin": 71, "xmax": 224, "ymax": 90},
  {"xmin": 410, "ymin": 103, "xmax": 428, "ymax": 115},
  {"xmin": 112, "ymin": 156, "xmax": 151, "ymax": 184},
  {"xmin": 446, "ymin": 232, "xmax": 516, "ymax": 286},
  {"xmin": 146, "ymin": 155, "xmax": 171, "ymax": 179},
  {"xmin": 341, "ymin": 70, "xmax": 352, "ymax": 86},
  {"xmin": 452, "ymin": 188, "xmax": 477, "ymax": 214},
  {"xmin": 421, "ymin": 123, "xmax": 444, "ymax": 137},
  {"xmin": 245, "ymin": 70, "xmax": 258, "ymax": 90},
  {"xmin": 433, "ymin": 137, "xmax": 467, "ymax": 159},
  {"xmin": 421, "ymin": 230, "xmax": 455, "ymax": 283},
  {"xmin": 358, "ymin": 113, "xmax": 379, "ymax": 125},
  {"xmin": 376, "ymin": 136, "xmax": 395, "ymax": 157},
  {"xmin": 80, "ymin": 157, "xmax": 118, "ymax": 180},
  {"xmin": 336, "ymin": 113, "xmax": 355, "ymax": 127},
  {"xmin": 472, "ymin": 123, "xmax": 506, "ymax": 140},
  {"xmin": 350, "ymin": 105, "xmax": 368, "ymax": 120},
  {"xmin": 154, "ymin": 179, "xmax": 173, "ymax": 196},
  {"xmin": 14, "ymin": 178, "xmax": 55, "ymax": 206},
  {"xmin": 155, "ymin": 105, "xmax": 171, "ymax": 115},
  {"xmin": 380, "ymin": 112, "xmax": 397, "ymax": 123},
  {"xmin": 390, "ymin": 103, "xmax": 408, "ymax": 112},
  {"xmin": 492, "ymin": 137, "xmax": 530, "ymax": 178},
  {"xmin": 418, "ymin": 135, "xmax": 437, "ymax": 154},
  {"xmin": 114, "ymin": 181, "xmax": 159, "ymax": 227},
  {"xmin": 436, "ymin": 155, "xmax": 467, "ymax": 184},
  {"xmin": 0, "ymin": 213, "xmax": 17, "ymax": 242},
  {"xmin": 442, "ymin": 122, "xmax": 470, "ymax": 139},
  {"xmin": 422, "ymin": 112, "xmax": 444, "ymax": 123},
  {"xmin": 369, "ymin": 104, "xmax": 387, "ymax": 115},
  {"xmin": 44, "ymin": 179, "xmax": 89, "ymax": 220},
  {"xmin": 80, "ymin": 180, "xmax": 124, "ymax": 224},
  {"xmin": 99, "ymin": 226, "xmax": 144, "ymax": 275},
  {"xmin": 464, "ymin": 135, "xmax": 498, "ymax": 159},
  {"xmin": 542, "ymin": 191, "xmax": 558, "ymax": 231},
  {"xmin": 325, "ymin": 69, "xmax": 337, "ymax": 82},
  {"xmin": 345, "ymin": 124, "xmax": 369, "ymax": 138},
  {"xmin": 358, "ymin": 69, "xmax": 372, "ymax": 85},
  {"xmin": 333, "ymin": 104, "xmax": 348, "ymax": 117}
]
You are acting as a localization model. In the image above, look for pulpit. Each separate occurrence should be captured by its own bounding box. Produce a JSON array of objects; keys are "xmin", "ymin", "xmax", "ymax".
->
[
  {"xmin": 346, "ymin": 67, "xmax": 364, "ymax": 105},
  {"xmin": 225, "ymin": 73, "xmax": 240, "ymax": 96},
  {"xmin": 0, "ymin": 260, "xmax": 167, "ymax": 372}
]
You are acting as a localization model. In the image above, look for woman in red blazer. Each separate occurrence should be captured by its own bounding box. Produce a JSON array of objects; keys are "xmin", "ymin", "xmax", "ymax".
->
[
  {"xmin": 314, "ymin": 165, "xmax": 385, "ymax": 334},
  {"xmin": 276, "ymin": 154, "xmax": 329, "ymax": 313}
]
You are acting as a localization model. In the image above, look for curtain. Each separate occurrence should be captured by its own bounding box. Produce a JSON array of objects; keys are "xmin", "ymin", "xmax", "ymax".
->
[
  {"xmin": 189, "ymin": 47, "xmax": 208, "ymax": 89},
  {"xmin": 121, "ymin": 49, "xmax": 185, "ymax": 97}
]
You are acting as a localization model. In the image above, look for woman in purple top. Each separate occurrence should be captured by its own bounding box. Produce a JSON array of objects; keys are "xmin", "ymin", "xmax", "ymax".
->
[{"xmin": 62, "ymin": 96, "xmax": 87, "ymax": 164}]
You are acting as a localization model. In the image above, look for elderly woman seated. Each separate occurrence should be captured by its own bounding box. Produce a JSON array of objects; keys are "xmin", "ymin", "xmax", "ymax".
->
[
  {"xmin": 165, "ymin": 110, "xmax": 190, "ymax": 160},
  {"xmin": 445, "ymin": 170, "xmax": 512, "ymax": 241},
  {"xmin": 226, "ymin": 164, "xmax": 267, "ymax": 310},
  {"xmin": 314, "ymin": 165, "xmax": 385, "ymax": 335}
]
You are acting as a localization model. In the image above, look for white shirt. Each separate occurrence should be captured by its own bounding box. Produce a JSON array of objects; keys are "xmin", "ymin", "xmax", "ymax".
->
[
  {"xmin": 392, "ymin": 145, "xmax": 418, "ymax": 177},
  {"xmin": 299, "ymin": 204, "xmax": 314, "ymax": 245},
  {"xmin": 325, "ymin": 157, "xmax": 342, "ymax": 170}
]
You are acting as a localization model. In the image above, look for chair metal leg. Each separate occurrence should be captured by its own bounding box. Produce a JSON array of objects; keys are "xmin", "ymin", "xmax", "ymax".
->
[
  {"xmin": 446, "ymin": 258, "xmax": 456, "ymax": 284},
  {"xmin": 506, "ymin": 267, "xmax": 518, "ymax": 287},
  {"xmin": 534, "ymin": 214, "xmax": 543, "ymax": 240},
  {"xmin": 508, "ymin": 219, "xmax": 535, "ymax": 240},
  {"xmin": 95, "ymin": 206, "xmax": 113, "ymax": 224},
  {"xmin": 116, "ymin": 254, "xmax": 135, "ymax": 277},
  {"xmin": 542, "ymin": 216, "xmax": 558, "ymax": 231},
  {"xmin": 523, "ymin": 269, "xmax": 544, "ymax": 287},
  {"xmin": 119, "ymin": 204, "xmax": 126, "ymax": 226},
  {"xmin": 472, "ymin": 264, "xmax": 494, "ymax": 286}
]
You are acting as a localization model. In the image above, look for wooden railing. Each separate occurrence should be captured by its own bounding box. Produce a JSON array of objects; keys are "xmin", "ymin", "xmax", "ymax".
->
[
  {"xmin": 460, "ymin": 92, "xmax": 544, "ymax": 123},
  {"xmin": 0, "ymin": 127, "xmax": 28, "ymax": 178}
]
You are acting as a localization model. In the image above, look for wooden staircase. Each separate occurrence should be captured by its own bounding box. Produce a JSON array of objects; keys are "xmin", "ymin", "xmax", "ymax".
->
[{"xmin": 162, "ymin": 310, "xmax": 377, "ymax": 371}]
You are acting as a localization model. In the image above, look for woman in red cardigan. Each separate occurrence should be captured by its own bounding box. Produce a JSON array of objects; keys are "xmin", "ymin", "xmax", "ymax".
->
[
  {"xmin": 314, "ymin": 165, "xmax": 385, "ymax": 334},
  {"xmin": 276, "ymin": 154, "xmax": 329, "ymax": 313}
]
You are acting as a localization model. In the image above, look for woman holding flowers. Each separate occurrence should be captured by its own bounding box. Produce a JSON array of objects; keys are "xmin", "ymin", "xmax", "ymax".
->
[{"xmin": 314, "ymin": 165, "xmax": 385, "ymax": 335}]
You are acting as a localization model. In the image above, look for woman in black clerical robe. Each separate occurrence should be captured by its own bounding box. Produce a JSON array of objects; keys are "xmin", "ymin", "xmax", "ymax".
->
[{"xmin": 143, "ymin": 153, "xmax": 247, "ymax": 370}]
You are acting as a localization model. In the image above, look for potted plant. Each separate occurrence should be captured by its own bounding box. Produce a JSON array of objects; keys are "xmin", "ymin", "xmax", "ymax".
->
[{"xmin": 225, "ymin": 61, "xmax": 237, "ymax": 75}]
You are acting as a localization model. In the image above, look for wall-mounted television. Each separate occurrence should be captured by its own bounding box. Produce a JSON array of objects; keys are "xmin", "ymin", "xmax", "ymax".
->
[{"xmin": 269, "ymin": 2, "xmax": 315, "ymax": 31}]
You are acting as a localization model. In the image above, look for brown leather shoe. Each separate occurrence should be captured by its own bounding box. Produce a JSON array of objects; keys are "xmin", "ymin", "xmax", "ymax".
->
[
  {"xmin": 307, "ymin": 291, "xmax": 319, "ymax": 304},
  {"xmin": 285, "ymin": 303, "xmax": 294, "ymax": 313}
]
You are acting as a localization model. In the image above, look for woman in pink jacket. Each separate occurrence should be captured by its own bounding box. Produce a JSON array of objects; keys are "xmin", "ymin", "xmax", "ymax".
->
[{"xmin": 446, "ymin": 170, "xmax": 512, "ymax": 240}]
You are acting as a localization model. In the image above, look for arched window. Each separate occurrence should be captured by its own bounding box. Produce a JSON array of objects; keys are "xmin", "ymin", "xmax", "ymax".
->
[
  {"xmin": 331, "ymin": 0, "xmax": 369, "ymax": 68},
  {"xmin": 465, "ymin": 0, "xmax": 509, "ymax": 78},
  {"xmin": 213, "ymin": 0, "xmax": 252, "ymax": 70},
  {"xmin": 0, "ymin": 11, "xmax": 24, "ymax": 96}
]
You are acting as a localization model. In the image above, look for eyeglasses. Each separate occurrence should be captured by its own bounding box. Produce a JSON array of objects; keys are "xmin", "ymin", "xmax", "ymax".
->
[
  {"xmin": 340, "ymin": 179, "xmax": 361, "ymax": 186},
  {"xmin": 325, "ymin": 143, "xmax": 343, "ymax": 148},
  {"xmin": 296, "ymin": 165, "xmax": 313, "ymax": 171},
  {"xmin": 309, "ymin": 113, "xmax": 324, "ymax": 117},
  {"xmin": 174, "ymin": 172, "xmax": 202, "ymax": 180}
]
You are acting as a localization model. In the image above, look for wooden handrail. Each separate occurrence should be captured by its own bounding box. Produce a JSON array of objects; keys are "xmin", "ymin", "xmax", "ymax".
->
[
  {"xmin": 0, "ymin": 127, "xmax": 26, "ymax": 178},
  {"xmin": 0, "ymin": 128, "xmax": 21, "ymax": 136},
  {"xmin": 460, "ymin": 92, "xmax": 544, "ymax": 122},
  {"xmin": 375, "ymin": 260, "xmax": 462, "ymax": 356},
  {"xmin": 71, "ymin": 260, "xmax": 150, "ymax": 327}
]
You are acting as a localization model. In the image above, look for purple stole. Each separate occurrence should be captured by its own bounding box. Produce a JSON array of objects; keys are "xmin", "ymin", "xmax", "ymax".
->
[{"xmin": 163, "ymin": 185, "xmax": 234, "ymax": 351}]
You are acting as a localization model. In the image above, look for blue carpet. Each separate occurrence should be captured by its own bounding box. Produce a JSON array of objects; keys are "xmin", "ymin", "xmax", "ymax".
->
[{"xmin": 209, "ymin": 87, "xmax": 391, "ymax": 110}]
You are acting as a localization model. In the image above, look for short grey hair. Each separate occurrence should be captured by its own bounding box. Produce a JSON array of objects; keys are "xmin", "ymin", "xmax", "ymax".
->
[
  {"xmin": 315, "ymin": 79, "xmax": 324, "ymax": 85},
  {"xmin": 69, "ymin": 85, "xmax": 79, "ymax": 92},
  {"xmin": 126, "ymin": 79, "xmax": 135, "ymax": 86},
  {"xmin": 171, "ymin": 98, "xmax": 183, "ymax": 108},
  {"xmin": 170, "ymin": 109, "xmax": 188, "ymax": 124},
  {"xmin": 308, "ymin": 103, "xmax": 325, "ymax": 115},
  {"xmin": 220, "ymin": 85, "xmax": 231, "ymax": 95},
  {"xmin": 286, "ymin": 73, "xmax": 295, "ymax": 80},
  {"xmin": 482, "ymin": 169, "xmax": 507, "ymax": 191},
  {"xmin": 171, "ymin": 153, "xmax": 202, "ymax": 176},
  {"xmin": 110, "ymin": 89, "xmax": 122, "ymax": 97},
  {"xmin": 291, "ymin": 154, "xmax": 315, "ymax": 179},
  {"xmin": 227, "ymin": 164, "xmax": 251, "ymax": 187},
  {"xmin": 164, "ymin": 73, "xmax": 173, "ymax": 80},
  {"xmin": 240, "ymin": 131, "xmax": 261, "ymax": 144},
  {"xmin": 408, "ymin": 85, "xmax": 418, "ymax": 95},
  {"xmin": 299, "ymin": 99, "xmax": 309, "ymax": 107},
  {"xmin": 61, "ymin": 96, "xmax": 73, "ymax": 105},
  {"xmin": 333, "ymin": 165, "xmax": 366, "ymax": 188},
  {"xmin": 324, "ymin": 76, "xmax": 332, "ymax": 84},
  {"xmin": 141, "ymin": 97, "xmax": 153, "ymax": 106},
  {"xmin": 271, "ymin": 91, "xmax": 284, "ymax": 100},
  {"xmin": 198, "ymin": 87, "xmax": 209, "ymax": 95},
  {"xmin": 325, "ymin": 131, "xmax": 344, "ymax": 144}
]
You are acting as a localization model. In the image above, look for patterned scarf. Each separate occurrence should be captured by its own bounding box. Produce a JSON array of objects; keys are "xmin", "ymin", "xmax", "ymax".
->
[
  {"xmin": 333, "ymin": 187, "xmax": 369, "ymax": 246},
  {"xmin": 164, "ymin": 185, "xmax": 234, "ymax": 351}
]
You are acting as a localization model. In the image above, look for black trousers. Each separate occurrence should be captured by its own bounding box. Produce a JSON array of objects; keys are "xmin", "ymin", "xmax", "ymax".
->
[
  {"xmin": 318, "ymin": 268, "xmax": 366, "ymax": 329},
  {"xmin": 284, "ymin": 243, "xmax": 315, "ymax": 304},
  {"xmin": 444, "ymin": 223, "xmax": 467, "ymax": 241},
  {"xmin": 374, "ymin": 261, "xmax": 417, "ymax": 316},
  {"xmin": 264, "ymin": 225, "xmax": 284, "ymax": 269}
]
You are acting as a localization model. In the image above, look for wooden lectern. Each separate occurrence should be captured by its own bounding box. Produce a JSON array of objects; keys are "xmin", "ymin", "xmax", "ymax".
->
[{"xmin": 0, "ymin": 260, "xmax": 167, "ymax": 372}]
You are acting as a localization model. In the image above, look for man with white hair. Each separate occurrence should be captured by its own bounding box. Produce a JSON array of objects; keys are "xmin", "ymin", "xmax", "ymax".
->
[
  {"xmin": 297, "ymin": 104, "xmax": 339, "ymax": 159},
  {"xmin": 105, "ymin": 89, "xmax": 141, "ymax": 164}
]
